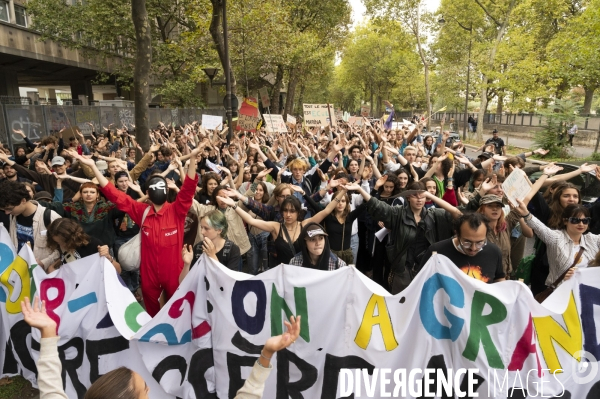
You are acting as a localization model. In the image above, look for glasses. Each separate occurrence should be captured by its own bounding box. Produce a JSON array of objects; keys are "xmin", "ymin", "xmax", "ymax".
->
[
  {"xmin": 459, "ymin": 238, "xmax": 487, "ymax": 250},
  {"xmin": 277, "ymin": 195, "xmax": 292, "ymax": 200},
  {"xmin": 566, "ymin": 217, "xmax": 591, "ymax": 225}
]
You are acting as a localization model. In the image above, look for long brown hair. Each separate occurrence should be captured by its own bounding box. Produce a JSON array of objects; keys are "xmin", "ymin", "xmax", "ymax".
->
[
  {"xmin": 46, "ymin": 218, "xmax": 90, "ymax": 252},
  {"xmin": 84, "ymin": 367, "xmax": 136, "ymax": 399},
  {"xmin": 548, "ymin": 183, "xmax": 580, "ymax": 229},
  {"xmin": 334, "ymin": 193, "xmax": 351, "ymax": 220},
  {"xmin": 254, "ymin": 181, "xmax": 270, "ymax": 204}
]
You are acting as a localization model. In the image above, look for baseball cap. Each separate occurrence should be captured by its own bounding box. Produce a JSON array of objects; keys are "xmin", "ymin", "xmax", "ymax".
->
[
  {"xmin": 478, "ymin": 152, "xmax": 494, "ymax": 160},
  {"xmin": 304, "ymin": 224, "xmax": 328, "ymax": 238},
  {"xmin": 51, "ymin": 156, "xmax": 66, "ymax": 166},
  {"xmin": 479, "ymin": 194, "xmax": 504, "ymax": 206},
  {"xmin": 95, "ymin": 160, "xmax": 108, "ymax": 171},
  {"xmin": 34, "ymin": 191, "xmax": 53, "ymax": 201}
]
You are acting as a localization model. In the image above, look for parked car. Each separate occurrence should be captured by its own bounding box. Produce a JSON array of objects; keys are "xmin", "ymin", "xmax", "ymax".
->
[
  {"xmin": 431, "ymin": 129, "xmax": 461, "ymax": 147},
  {"xmin": 529, "ymin": 162, "xmax": 600, "ymax": 204}
]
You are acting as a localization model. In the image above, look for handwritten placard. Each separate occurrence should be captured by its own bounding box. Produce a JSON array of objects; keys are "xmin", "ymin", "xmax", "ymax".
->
[
  {"xmin": 303, "ymin": 104, "xmax": 336, "ymax": 127},
  {"xmin": 502, "ymin": 168, "xmax": 532, "ymax": 207},
  {"xmin": 201, "ymin": 114, "xmax": 223, "ymax": 130},
  {"xmin": 264, "ymin": 114, "xmax": 288, "ymax": 133}
]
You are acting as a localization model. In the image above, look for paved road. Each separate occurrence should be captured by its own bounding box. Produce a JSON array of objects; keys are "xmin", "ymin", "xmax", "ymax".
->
[{"xmin": 464, "ymin": 134, "xmax": 595, "ymax": 158}]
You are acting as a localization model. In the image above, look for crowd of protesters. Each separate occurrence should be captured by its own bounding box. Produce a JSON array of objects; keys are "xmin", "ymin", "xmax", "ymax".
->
[{"xmin": 2, "ymin": 103, "xmax": 600, "ymax": 397}]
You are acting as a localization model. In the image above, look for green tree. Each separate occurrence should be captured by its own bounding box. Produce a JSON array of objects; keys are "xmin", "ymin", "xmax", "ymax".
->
[
  {"xmin": 330, "ymin": 21, "xmax": 421, "ymax": 116},
  {"xmin": 364, "ymin": 0, "xmax": 434, "ymax": 126},
  {"xmin": 546, "ymin": 0, "xmax": 600, "ymax": 114},
  {"xmin": 533, "ymin": 100, "xmax": 580, "ymax": 158}
]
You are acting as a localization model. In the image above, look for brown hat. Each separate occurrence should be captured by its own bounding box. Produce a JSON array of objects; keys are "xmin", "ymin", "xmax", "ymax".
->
[
  {"xmin": 34, "ymin": 191, "xmax": 53, "ymax": 201},
  {"xmin": 479, "ymin": 194, "xmax": 504, "ymax": 206}
]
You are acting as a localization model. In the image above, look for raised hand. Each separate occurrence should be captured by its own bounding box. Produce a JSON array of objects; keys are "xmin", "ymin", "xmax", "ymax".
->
[
  {"xmin": 263, "ymin": 315, "xmax": 301, "ymax": 355},
  {"xmin": 580, "ymin": 163, "xmax": 596, "ymax": 173},
  {"xmin": 21, "ymin": 296, "xmax": 57, "ymax": 337},
  {"xmin": 374, "ymin": 174, "xmax": 388, "ymax": 189},
  {"xmin": 515, "ymin": 199, "xmax": 529, "ymax": 216},
  {"xmin": 216, "ymin": 195, "xmax": 236, "ymax": 207},
  {"xmin": 182, "ymin": 244, "xmax": 194, "ymax": 266},
  {"xmin": 542, "ymin": 164, "xmax": 562, "ymax": 177},
  {"xmin": 256, "ymin": 168, "xmax": 273, "ymax": 180}
]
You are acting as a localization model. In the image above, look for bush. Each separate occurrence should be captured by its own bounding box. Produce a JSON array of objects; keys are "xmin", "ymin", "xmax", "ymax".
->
[{"xmin": 533, "ymin": 100, "xmax": 581, "ymax": 159}]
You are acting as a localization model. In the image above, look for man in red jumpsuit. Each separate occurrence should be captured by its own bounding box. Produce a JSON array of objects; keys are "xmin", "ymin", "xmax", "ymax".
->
[{"xmin": 74, "ymin": 147, "xmax": 201, "ymax": 316}]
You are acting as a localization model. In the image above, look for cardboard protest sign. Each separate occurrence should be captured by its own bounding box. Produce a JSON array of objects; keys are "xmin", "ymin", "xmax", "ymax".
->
[
  {"xmin": 3, "ymin": 223, "xmax": 600, "ymax": 399},
  {"xmin": 360, "ymin": 104, "xmax": 371, "ymax": 117},
  {"xmin": 201, "ymin": 114, "xmax": 223, "ymax": 130},
  {"xmin": 348, "ymin": 116, "xmax": 363, "ymax": 126},
  {"xmin": 286, "ymin": 114, "xmax": 296, "ymax": 126},
  {"xmin": 303, "ymin": 104, "xmax": 336, "ymax": 127},
  {"xmin": 237, "ymin": 97, "xmax": 261, "ymax": 132},
  {"xmin": 263, "ymin": 114, "xmax": 287, "ymax": 133},
  {"xmin": 259, "ymin": 87, "xmax": 270, "ymax": 108},
  {"xmin": 502, "ymin": 168, "xmax": 532, "ymax": 207}
]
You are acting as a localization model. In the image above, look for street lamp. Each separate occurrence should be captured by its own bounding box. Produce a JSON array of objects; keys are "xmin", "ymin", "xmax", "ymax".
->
[
  {"xmin": 439, "ymin": 15, "xmax": 473, "ymax": 141},
  {"xmin": 202, "ymin": 68, "xmax": 220, "ymax": 87}
]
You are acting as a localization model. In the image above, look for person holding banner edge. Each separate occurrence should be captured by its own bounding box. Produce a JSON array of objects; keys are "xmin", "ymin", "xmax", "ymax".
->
[{"xmin": 22, "ymin": 295, "xmax": 301, "ymax": 399}]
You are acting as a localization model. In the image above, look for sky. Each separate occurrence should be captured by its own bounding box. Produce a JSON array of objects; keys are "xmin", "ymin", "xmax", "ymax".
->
[{"xmin": 349, "ymin": 0, "xmax": 441, "ymax": 28}]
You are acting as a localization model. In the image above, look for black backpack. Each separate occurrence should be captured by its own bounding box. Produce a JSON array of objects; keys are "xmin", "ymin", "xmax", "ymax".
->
[{"xmin": 43, "ymin": 208, "xmax": 52, "ymax": 229}]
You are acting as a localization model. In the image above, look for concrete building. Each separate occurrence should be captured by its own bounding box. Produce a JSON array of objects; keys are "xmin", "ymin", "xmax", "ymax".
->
[{"xmin": 0, "ymin": 0, "xmax": 127, "ymax": 104}]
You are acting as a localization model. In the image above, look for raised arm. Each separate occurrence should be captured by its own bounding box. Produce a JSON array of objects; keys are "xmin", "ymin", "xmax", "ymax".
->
[
  {"xmin": 522, "ymin": 164, "xmax": 563, "ymax": 206},
  {"xmin": 424, "ymin": 191, "xmax": 462, "ymax": 219},
  {"xmin": 217, "ymin": 195, "xmax": 278, "ymax": 233},
  {"xmin": 302, "ymin": 189, "xmax": 345, "ymax": 225}
]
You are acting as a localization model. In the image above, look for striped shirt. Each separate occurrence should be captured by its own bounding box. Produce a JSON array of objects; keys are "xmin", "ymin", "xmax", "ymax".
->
[{"xmin": 526, "ymin": 215, "xmax": 600, "ymax": 286}]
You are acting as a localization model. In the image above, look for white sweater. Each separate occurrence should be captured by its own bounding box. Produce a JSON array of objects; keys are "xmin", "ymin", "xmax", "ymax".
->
[{"xmin": 37, "ymin": 337, "xmax": 272, "ymax": 399}]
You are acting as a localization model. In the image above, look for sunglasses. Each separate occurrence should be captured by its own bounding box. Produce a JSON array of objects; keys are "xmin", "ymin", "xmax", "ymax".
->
[{"xmin": 566, "ymin": 217, "xmax": 591, "ymax": 225}]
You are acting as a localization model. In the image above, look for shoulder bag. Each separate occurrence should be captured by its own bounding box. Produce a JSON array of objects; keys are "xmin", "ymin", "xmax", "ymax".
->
[
  {"xmin": 118, "ymin": 207, "xmax": 151, "ymax": 271},
  {"xmin": 534, "ymin": 247, "xmax": 584, "ymax": 303}
]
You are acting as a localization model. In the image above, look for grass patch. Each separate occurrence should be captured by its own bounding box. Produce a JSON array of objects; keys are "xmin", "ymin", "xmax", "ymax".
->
[{"xmin": 0, "ymin": 376, "xmax": 37, "ymax": 399}]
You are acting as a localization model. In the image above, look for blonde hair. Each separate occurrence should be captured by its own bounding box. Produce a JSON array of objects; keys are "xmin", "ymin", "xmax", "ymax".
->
[{"xmin": 287, "ymin": 158, "xmax": 308, "ymax": 172}]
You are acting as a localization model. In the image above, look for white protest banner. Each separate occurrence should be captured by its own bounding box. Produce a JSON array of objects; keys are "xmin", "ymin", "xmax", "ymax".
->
[
  {"xmin": 502, "ymin": 168, "xmax": 532, "ymax": 207},
  {"xmin": 360, "ymin": 104, "xmax": 371, "ymax": 117},
  {"xmin": 286, "ymin": 114, "xmax": 296, "ymax": 126},
  {"xmin": 263, "ymin": 114, "xmax": 287, "ymax": 133},
  {"xmin": 201, "ymin": 114, "xmax": 222, "ymax": 130},
  {"xmin": 303, "ymin": 104, "xmax": 336, "ymax": 127},
  {"xmin": 3, "ymin": 223, "xmax": 600, "ymax": 399},
  {"xmin": 259, "ymin": 87, "xmax": 270, "ymax": 108}
]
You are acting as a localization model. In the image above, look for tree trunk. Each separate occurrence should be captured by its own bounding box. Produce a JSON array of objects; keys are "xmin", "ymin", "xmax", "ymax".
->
[
  {"xmin": 209, "ymin": 0, "xmax": 236, "ymax": 97},
  {"xmin": 131, "ymin": 0, "xmax": 152, "ymax": 151},
  {"xmin": 270, "ymin": 65, "xmax": 284, "ymax": 114},
  {"xmin": 583, "ymin": 85, "xmax": 596, "ymax": 115},
  {"xmin": 496, "ymin": 91, "xmax": 504, "ymax": 116},
  {"xmin": 475, "ymin": 1, "xmax": 514, "ymax": 141},
  {"xmin": 284, "ymin": 67, "xmax": 299, "ymax": 117},
  {"xmin": 296, "ymin": 83, "xmax": 305, "ymax": 116}
]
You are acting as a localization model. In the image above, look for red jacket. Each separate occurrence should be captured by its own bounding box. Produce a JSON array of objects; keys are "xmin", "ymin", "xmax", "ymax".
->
[{"xmin": 100, "ymin": 174, "xmax": 198, "ymax": 271}]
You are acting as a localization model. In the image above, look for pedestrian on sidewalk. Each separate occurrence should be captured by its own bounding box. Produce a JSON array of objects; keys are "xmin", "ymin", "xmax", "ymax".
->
[
  {"xmin": 476, "ymin": 129, "xmax": 506, "ymax": 156},
  {"xmin": 568, "ymin": 123, "xmax": 577, "ymax": 147}
]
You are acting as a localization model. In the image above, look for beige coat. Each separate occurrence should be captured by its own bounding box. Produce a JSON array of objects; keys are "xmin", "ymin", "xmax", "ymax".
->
[
  {"xmin": 189, "ymin": 200, "xmax": 251, "ymax": 255},
  {"xmin": 8, "ymin": 202, "xmax": 60, "ymax": 270}
]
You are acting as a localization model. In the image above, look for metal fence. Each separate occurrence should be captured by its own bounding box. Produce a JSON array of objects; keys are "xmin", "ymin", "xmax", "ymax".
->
[
  {"xmin": 427, "ymin": 112, "xmax": 600, "ymax": 131},
  {"xmin": 0, "ymin": 104, "xmax": 226, "ymax": 151}
]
